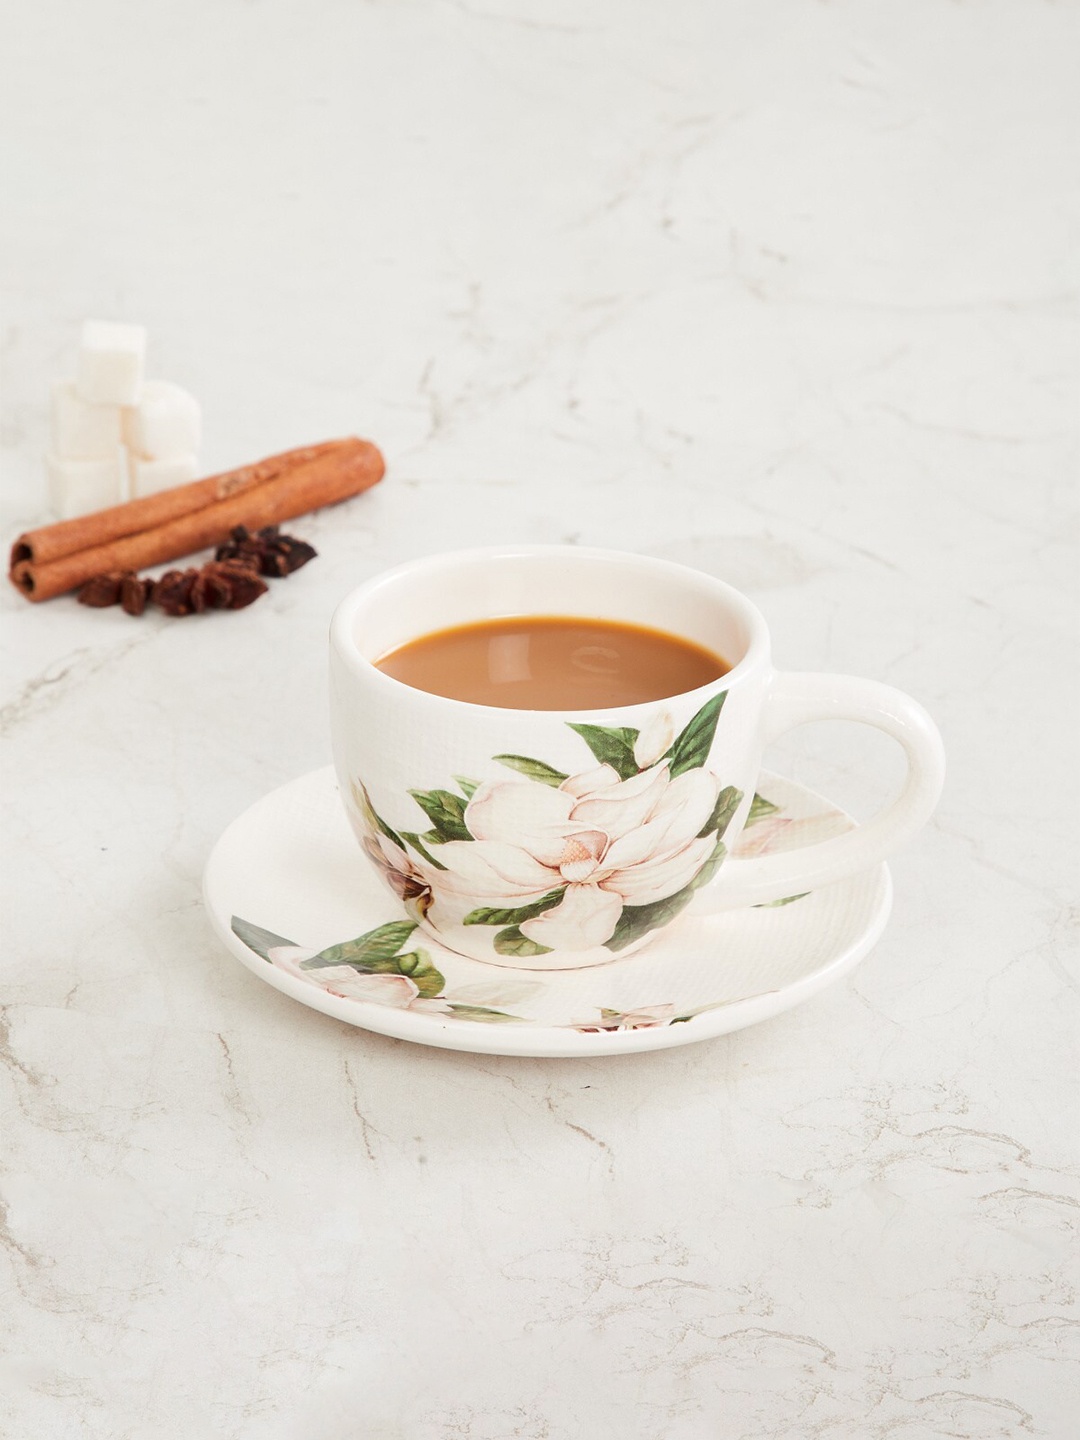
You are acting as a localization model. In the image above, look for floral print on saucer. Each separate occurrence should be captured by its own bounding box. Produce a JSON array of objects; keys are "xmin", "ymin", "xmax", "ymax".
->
[{"xmin": 203, "ymin": 767, "xmax": 891, "ymax": 1058}]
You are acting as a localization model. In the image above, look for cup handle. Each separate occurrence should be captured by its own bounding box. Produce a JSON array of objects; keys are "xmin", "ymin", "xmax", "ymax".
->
[{"xmin": 692, "ymin": 672, "xmax": 945, "ymax": 912}]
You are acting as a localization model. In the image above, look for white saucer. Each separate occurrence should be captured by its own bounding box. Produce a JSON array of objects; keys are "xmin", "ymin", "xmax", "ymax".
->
[{"xmin": 203, "ymin": 767, "xmax": 892, "ymax": 1058}]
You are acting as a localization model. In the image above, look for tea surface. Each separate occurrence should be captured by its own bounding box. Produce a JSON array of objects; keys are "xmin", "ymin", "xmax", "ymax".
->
[{"xmin": 375, "ymin": 615, "xmax": 729, "ymax": 709}]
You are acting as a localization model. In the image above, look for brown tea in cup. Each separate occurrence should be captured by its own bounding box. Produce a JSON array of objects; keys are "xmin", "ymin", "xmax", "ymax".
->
[{"xmin": 375, "ymin": 615, "xmax": 730, "ymax": 710}]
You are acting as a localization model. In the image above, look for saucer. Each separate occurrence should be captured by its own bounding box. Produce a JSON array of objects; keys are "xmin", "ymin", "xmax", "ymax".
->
[{"xmin": 203, "ymin": 767, "xmax": 891, "ymax": 1058}]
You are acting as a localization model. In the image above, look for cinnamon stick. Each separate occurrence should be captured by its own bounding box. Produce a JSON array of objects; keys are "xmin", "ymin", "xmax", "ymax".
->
[
  {"xmin": 10, "ymin": 438, "xmax": 384, "ymax": 602},
  {"xmin": 12, "ymin": 439, "xmax": 345, "ymax": 570}
]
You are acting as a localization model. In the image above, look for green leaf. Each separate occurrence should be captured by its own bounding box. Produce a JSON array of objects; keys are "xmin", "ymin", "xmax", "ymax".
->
[
  {"xmin": 698, "ymin": 784, "xmax": 743, "ymax": 838},
  {"xmin": 566, "ymin": 724, "xmax": 640, "ymax": 779},
  {"xmin": 453, "ymin": 775, "xmax": 481, "ymax": 800},
  {"xmin": 390, "ymin": 948, "xmax": 445, "ymax": 997},
  {"xmin": 664, "ymin": 691, "xmax": 727, "ymax": 778},
  {"xmin": 445, "ymin": 1004, "xmax": 528, "ymax": 1024},
  {"xmin": 232, "ymin": 917, "xmax": 447, "ymax": 996},
  {"xmin": 407, "ymin": 788, "xmax": 472, "ymax": 842},
  {"xmin": 605, "ymin": 886, "xmax": 697, "ymax": 952},
  {"xmin": 371, "ymin": 810, "xmax": 404, "ymax": 851},
  {"xmin": 301, "ymin": 920, "xmax": 417, "ymax": 971},
  {"xmin": 352, "ymin": 780, "xmax": 405, "ymax": 850},
  {"xmin": 493, "ymin": 925, "xmax": 552, "ymax": 958},
  {"xmin": 747, "ymin": 793, "xmax": 781, "ymax": 827},
  {"xmin": 400, "ymin": 830, "xmax": 448, "ymax": 870},
  {"xmin": 493, "ymin": 754, "xmax": 570, "ymax": 787},
  {"xmin": 692, "ymin": 835, "xmax": 727, "ymax": 891},
  {"xmin": 464, "ymin": 889, "xmax": 565, "ymax": 927},
  {"xmin": 754, "ymin": 893, "xmax": 809, "ymax": 909},
  {"xmin": 231, "ymin": 916, "xmax": 296, "ymax": 961}
]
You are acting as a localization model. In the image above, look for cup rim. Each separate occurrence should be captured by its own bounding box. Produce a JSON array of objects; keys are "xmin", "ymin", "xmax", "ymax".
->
[{"xmin": 329, "ymin": 543, "xmax": 772, "ymax": 719}]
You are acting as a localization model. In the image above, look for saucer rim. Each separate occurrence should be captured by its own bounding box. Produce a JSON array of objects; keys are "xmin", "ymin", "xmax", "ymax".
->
[{"xmin": 203, "ymin": 767, "xmax": 893, "ymax": 1058}]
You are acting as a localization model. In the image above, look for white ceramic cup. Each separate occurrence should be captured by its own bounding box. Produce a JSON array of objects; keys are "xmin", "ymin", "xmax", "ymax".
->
[{"xmin": 329, "ymin": 545, "xmax": 945, "ymax": 971}]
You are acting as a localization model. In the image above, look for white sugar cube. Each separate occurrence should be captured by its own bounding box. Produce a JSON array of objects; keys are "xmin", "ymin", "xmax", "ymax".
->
[
  {"xmin": 130, "ymin": 452, "xmax": 199, "ymax": 497},
  {"xmin": 123, "ymin": 380, "xmax": 201, "ymax": 459},
  {"xmin": 51, "ymin": 381, "xmax": 123, "ymax": 459},
  {"xmin": 76, "ymin": 320, "xmax": 146, "ymax": 405},
  {"xmin": 46, "ymin": 448, "xmax": 129, "ymax": 519}
]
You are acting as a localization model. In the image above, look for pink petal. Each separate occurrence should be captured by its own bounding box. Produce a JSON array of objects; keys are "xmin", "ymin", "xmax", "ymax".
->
[
  {"xmin": 648, "ymin": 768, "xmax": 720, "ymax": 840},
  {"xmin": 570, "ymin": 763, "xmax": 671, "ymax": 840},
  {"xmin": 620, "ymin": 1005, "xmax": 676, "ymax": 1029},
  {"xmin": 466, "ymin": 779, "xmax": 576, "ymax": 865},
  {"xmin": 733, "ymin": 813, "xmax": 851, "ymax": 858},
  {"xmin": 433, "ymin": 838, "xmax": 559, "ymax": 901},
  {"xmin": 595, "ymin": 820, "xmax": 665, "ymax": 874},
  {"xmin": 560, "ymin": 763, "xmax": 621, "ymax": 799},
  {"xmin": 317, "ymin": 970, "xmax": 421, "ymax": 1007},
  {"xmin": 601, "ymin": 834, "xmax": 717, "ymax": 905},
  {"xmin": 376, "ymin": 832, "xmax": 405, "ymax": 866},
  {"xmin": 632, "ymin": 711, "xmax": 675, "ymax": 769},
  {"xmin": 599, "ymin": 772, "xmax": 719, "ymax": 874},
  {"xmin": 267, "ymin": 945, "xmax": 320, "ymax": 980},
  {"xmin": 519, "ymin": 882, "xmax": 624, "ymax": 951},
  {"xmin": 733, "ymin": 816, "xmax": 791, "ymax": 857}
]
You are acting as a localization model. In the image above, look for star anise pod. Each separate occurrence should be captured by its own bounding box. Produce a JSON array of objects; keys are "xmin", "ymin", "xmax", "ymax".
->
[
  {"xmin": 215, "ymin": 524, "xmax": 317, "ymax": 576},
  {"xmin": 77, "ymin": 529, "xmax": 302, "ymax": 619},
  {"xmin": 220, "ymin": 566, "xmax": 268, "ymax": 609},
  {"xmin": 120, "ymin": 574, "xmax": 154, "ymax": 616},
  {"xmin": 189, "ymin": 565, "xmax": 231, "ymax": 612},
  {"xmin": 271, "ymin": 534, "xmax": 318, "ymax": 574},
  {"xmin": 194, "ymin": 560, "xmax": 268, "ymax": 610},
  {"xmin": 213, "ymin": 526, "xmax": 263, "ymax": 569},
  {"xmin": 78, "ymin": 571, "xmax": 128, "ymax": 607},
  {"xmin": 151, "ymin": 568, "xmax": 201, "ymax": 616}
]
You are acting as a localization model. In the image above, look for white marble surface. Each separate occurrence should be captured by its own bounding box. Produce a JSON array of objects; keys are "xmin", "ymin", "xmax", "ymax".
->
[{"xmin": 2, "ymin": 2, "xmax": 1077, "ymax": 1436}]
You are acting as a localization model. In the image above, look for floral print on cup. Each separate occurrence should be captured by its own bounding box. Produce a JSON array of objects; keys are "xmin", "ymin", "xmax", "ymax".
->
[{"xmin": 345, "ymin": 691, "xmax": 745, "ymax": 957}]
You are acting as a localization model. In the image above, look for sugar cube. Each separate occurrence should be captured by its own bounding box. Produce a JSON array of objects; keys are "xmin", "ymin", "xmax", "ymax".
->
[
  {"xmin": 123, "ymin": 380, "xmax": 201, "ymax": 459},
  {"xmin": 46, "ymin": 448, "xmax": 129, "ymax": 519},
  {"xmin": 51, "ymin": 381, "xmax": 123, "ymax": 459},
  {"xmin": 130, "ymin": 453, "xmax": 199, "ymax": 498},
  {"xmin": 76, "ymin": 320, "xmax": 146, "ymax": 405}
]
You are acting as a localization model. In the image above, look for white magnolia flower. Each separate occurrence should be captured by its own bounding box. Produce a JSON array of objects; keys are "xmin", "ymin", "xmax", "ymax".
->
[
  {"xmin": 569, "ymin": 1004, "xmax": 677, "ymax": 1033},
  {"xmin": 267, "ymin": 947, "xmax": 450, "ymax": 1012},
  {"xmin": 733, "ymin": 812, "xmax": 851, "ymax": 858},
  {"xmin": 314, "ymin": 969, "xmax": 452, "ymax": 1012},
  {"xmin": 432, "ymin": 759, "xmax": 720, "ymax": 951},
  {"xmin": 346, "ymin": 783, "xmax": 432, "ymax": 913}
]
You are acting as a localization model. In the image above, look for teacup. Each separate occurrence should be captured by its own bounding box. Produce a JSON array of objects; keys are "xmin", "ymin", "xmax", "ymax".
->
[{"xmin": 329, "ymin": 546, "xmax": 944, "ymax": 970}]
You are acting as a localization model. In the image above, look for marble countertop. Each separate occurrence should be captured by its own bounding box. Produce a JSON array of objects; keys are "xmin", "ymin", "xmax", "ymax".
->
[{"xmin": 2, "ymin": 2, "xmax": 1077, "ymax": 1436}]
